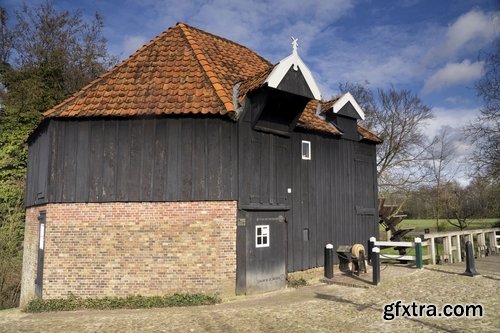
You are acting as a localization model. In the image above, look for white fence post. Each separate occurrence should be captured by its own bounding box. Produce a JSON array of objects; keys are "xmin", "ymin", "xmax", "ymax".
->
[
  {"xmin": 430, "ymin": 237, "xmax": 436, "ymax": 265},
  {"xmin": 455, "ymin": 235, "xmax": 462, "ymax": 262}
]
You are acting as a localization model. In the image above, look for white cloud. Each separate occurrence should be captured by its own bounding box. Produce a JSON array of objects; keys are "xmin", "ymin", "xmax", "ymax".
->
[
  {"xmin": 424, "ymin": 110, "xmax": 478, "ymax": 185},
  {"xmin": 441, "ymin": 9, "xmax": 499, "ymax": 57},
  {"xmin": 122, "ymin": 35, "xmax": 149, "ymax": 56},
  {"xmin": 424, "ymin": 106, "xmax": 479, "ymax": 138},
  {"xmin": 312, "ymin": 24, "xmax": 429, "ymax": 96},
  {"xmin": 186, "ymin": 0, "xmax": 356, "ymax": 60},
  {"xmin": 445, "ymin": 96, "xmax": 470, "ymax": 105},
  {"xmin": 423, "ymin": 60, "xmax": 484, "ymax": 93}
]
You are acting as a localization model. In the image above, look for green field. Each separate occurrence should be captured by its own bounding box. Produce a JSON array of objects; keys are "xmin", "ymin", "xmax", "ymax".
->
[
  {"xmin": 379, "ymin": 218, "xmax": 499, "ymax": 234},
  {"xmin": 378, "ymin": 218, "xmax": 499, "ymax": 258}
]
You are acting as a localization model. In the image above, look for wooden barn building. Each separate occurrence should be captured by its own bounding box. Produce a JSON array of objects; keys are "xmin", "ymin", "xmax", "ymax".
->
[{"xmin": 20, "ymin": 23, "xmax": 381, "ymax": 305}]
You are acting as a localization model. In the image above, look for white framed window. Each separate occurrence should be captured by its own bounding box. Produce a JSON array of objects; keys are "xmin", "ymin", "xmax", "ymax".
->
[
  {"xmin": 256, "ymin": 225, "xmax": 270, "ymax": 248},
  {"xmin": 301, "ymin": 140, "xmax": 311, "ymax": 160}
]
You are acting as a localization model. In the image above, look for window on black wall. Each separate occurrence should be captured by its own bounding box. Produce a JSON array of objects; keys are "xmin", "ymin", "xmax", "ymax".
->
[{"xmin": 302, "ymin": 140, "xmax": 311, "ymax": 160}]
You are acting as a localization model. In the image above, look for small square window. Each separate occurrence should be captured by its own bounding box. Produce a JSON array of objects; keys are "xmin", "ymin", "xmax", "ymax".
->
[
  {"xmin": 302, "ymin": 140, "xmax": 311, "ymax": 160},
  {"xmin": 256, "ymin": 225, "xmax": 269, "ymax": 248}
]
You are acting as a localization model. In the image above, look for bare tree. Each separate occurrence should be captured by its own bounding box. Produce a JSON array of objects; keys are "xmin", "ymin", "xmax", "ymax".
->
[
  {"xmin": 0, "ymin": 8, "xmax": 12, "ymax": 66},
  {"xmin": 9, "ymin": 1, "xmax": 118, "ymax": 109},
  {"xmin": 442, "ymin": 180, "xmax": 489, "ymax": 231},
  {"xmin": 467, "ymin": 38, "xmax": 500, "ymax": 179},
  {"xmin": 339, "ymin": 83, "xmax": 433, "ymax": 192},
  {"xmin": 426, "ymin": 127, "xmax": 458, "ymax": 233}
]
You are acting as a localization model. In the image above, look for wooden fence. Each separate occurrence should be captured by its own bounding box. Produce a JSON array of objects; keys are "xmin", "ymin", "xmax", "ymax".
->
[
  {"xmin": 370, "ymin": 238, "xmax": 430, "ymax": 263},
  {"xmin": 423, "ymin": 228, "xmax": 500, "ymax": 265}
]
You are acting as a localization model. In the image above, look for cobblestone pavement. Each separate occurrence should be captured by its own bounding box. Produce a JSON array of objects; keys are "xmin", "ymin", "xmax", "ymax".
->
[{"xmin": 1, "ymin": 255, "xmax": 499, "ymax": 333}]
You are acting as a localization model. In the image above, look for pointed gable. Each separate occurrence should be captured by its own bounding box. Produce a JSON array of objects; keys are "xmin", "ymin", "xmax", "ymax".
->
[
  {"xmin": 324, "ymin": 92, "xmax": 365, "ymax": 120},
  {"xmin": 264, "ymin": 39, "xmax": 322, "ymax": 100}
]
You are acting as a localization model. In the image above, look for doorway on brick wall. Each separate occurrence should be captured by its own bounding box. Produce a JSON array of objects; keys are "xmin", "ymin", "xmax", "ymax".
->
[
  {"xmin": 241, "ymin": 210, "xmax": 288, "ymax": 294},
  {"xmin": 35, "ymin": 211, "xmax": 46, "ymax": 298}
]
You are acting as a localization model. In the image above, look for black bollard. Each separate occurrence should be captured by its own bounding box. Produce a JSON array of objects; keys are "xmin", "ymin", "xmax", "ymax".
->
[
  {"xmin": 367, "ymin": 237, "xmax": 375, "ymax": 264},
  {"xmin": 324, "ymin": 244, "xmax": 334, "ymax": 279},
  {"xmin": 464, "ymin": 241, "xmax": 480, "ymax": 277},
  {"xmin": 372, "ymin": 247, "xmax": 380, "ymax": 286}
]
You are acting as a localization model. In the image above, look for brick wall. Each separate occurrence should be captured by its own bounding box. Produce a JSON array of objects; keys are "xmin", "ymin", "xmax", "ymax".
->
[{"xmin": 20, "ymin": 201, "xmax": 237, "ymax": 305}]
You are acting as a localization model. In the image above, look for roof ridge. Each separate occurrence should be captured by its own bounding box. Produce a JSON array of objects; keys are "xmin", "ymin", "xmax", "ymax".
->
[
  {"xmin": 177, "ymin": 22, "xmax": 272, "ymax": 67},
  {"xmin": 178, "ymin": 23, "xmax": 234, "ymax": 114},
  {"xmin": 43, "ymin": 26, "xmax": 178, "ymax": 117}
]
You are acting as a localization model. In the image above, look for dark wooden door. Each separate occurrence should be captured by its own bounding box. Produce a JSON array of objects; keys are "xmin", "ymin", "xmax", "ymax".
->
[
  {"xmin": 245, "ymin": 211, "xmax": 288, "ymax": 294},
  {"xmin": 35, "ymin": 211, "xmax": 46, "ymax": 298},
  {"xmin": 237, "ymin": 123, "xmax": 292, "ymax": 294}
]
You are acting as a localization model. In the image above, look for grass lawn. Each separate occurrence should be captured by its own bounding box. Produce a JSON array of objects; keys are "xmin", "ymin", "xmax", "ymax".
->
[
  {"xmin": 378, "ymin": 218, "xmax": 499, "ymax": 260},
  {"xmin": 380, "ymin": 218, "xmax": 499, "ymax": 256},
  {"xmin": 379, "ymin": 218, "xmax": 499, "ymax": 234}
]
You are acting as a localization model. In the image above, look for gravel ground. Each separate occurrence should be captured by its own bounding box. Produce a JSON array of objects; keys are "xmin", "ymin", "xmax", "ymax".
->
[{"xmin": 1, "ymin": 255, "xmax": 498, "ymax": 333}]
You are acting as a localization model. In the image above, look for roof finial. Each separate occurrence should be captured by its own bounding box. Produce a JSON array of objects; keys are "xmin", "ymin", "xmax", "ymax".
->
[{"xmin": 291, "ymin": 36, "xmax": 298, "ymax": 54}]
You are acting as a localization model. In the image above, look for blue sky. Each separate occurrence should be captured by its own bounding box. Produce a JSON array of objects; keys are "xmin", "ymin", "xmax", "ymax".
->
[
  {"xmin": 4, "ymin": 0, "xmax": 498, "ymax": 131},
  {"xmin": 3, "ymin": 0, "xmax": 499, "ymax": 179}
]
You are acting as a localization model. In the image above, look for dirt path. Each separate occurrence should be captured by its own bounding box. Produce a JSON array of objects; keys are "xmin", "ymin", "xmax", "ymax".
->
[{"xmin": 1, "ymin": 256, "xmax": 499, "ymax": 332}]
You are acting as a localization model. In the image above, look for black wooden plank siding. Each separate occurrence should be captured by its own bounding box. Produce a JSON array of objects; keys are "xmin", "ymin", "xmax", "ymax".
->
[
  {"xmin": 26, "ymin": 114, "xmax": 379, "ymax": 273},
  {"xmin": 25, "ymin": 123, "xmax": 50, "ymax": 206},
  {"xmin": 286, "ymin": 132, "xmax": 379, "ymax": 271},
  {"xmin": 25, "ymin": 117, "xmax": 238, "ymax": 207}
]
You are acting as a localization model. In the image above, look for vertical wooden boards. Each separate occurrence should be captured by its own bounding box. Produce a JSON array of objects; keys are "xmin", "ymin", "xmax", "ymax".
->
[
  {"xmin": 152, "ymin": 118, "xmax": 167, "ymax": 200},
  {"xmin": 180, "ymin": 118, "xmax": 193, "ymax": 200},
  {"xmin": 191, "ymin": 119, "xmax": 207, "ymax": 200},
  {"xmin": 287, "ymin": 131, "xmax": 379, "ymax": 271},
  {"xmin": 25, "ymin": 124, "xmax": 51, "ymax": 205},
  {"xmin": 75, "ymin": 121, "xmax": 90, "ymax": 202},
  {"xmin": 140, "ymin": 119, "xmax": 155, "ymax": 201},
  {"xmin": 48, "ymin": 122, "xmax": 58, "ymax": 203},
  {"xmin": 207, "ymin": 119, "xmax": 223, "ymax": 199},
  {"xmin": 88, "ymin": 120, "xmax": 104, "ymax": 202},
  {"xmin": 101, "ymin": 120, "xmax": 118, "ymax": 202},
  {"xmin": 52, "ymin": 121, "xmax": 66, "ymax": 202},
  {"xmin": 61, "ymin": 121, "xmax": 78, "ymax": 202},
  {"xmin": 37, "ymin": 126, "xmax": 50, "ymax": 204},
  {"xmin": 290, "ymin": 135, "xmax": 302, "ymax": 271},
  {"xmin": 229, "ymin": 123, "xmax": 239, "ymax": 199},
  {"xmin": 27, "ymin": 117, "xmax": 240, "ymax": 206},
  {"xmin": 25, "ymin": 136, "xmax": 35, "ymax": 205},
  {"xmin": 165, "ymin": 118, "xmax": 180, "ymax": 201},
  {"xmin": 116, "ymin": 121, "xmax": 131, "ymax": 202}
]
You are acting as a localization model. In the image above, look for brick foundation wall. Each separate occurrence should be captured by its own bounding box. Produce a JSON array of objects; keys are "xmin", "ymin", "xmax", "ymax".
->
[{"xmin": 20, "ymin": 201, "xmax": 237, "ymax": 305}]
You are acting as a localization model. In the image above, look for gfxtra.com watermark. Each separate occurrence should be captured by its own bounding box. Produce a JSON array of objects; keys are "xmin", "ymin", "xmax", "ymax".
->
[{"xmin": 383, "ymin": 301, "xmax": 484, "ymax": 321}]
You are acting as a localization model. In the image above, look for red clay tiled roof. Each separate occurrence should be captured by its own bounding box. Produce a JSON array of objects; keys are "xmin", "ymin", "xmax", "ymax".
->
[
  {"xmin": 43, "ymin": 23, "xmax": 271, "ymax": 118},
  {"xmin": 296, "ymin": 98, "xmax": 382, "ymax": 142},
  {"xmin": 237, "ymin": 66, "xmax": 275, "ymax": 103},
  {"xmin": 357, "ymin": 123, "xmax": 383, "ymax": 143},
  {"xmin": 297, "ymin": 100, "xmax": 341, "ymax": 135},
  {"xmin": 42, "ymin": 22, "xmax": 381, "ymax": 143}
]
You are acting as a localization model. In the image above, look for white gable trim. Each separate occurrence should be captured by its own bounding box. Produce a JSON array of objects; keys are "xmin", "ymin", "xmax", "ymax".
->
[
  {"xmin": 265, "ymin": 52, "xmax": 322, "ymax": 100},
  {"xmin": 331, "ymin": 92, "xmax": 365, "ymax": 120}
]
